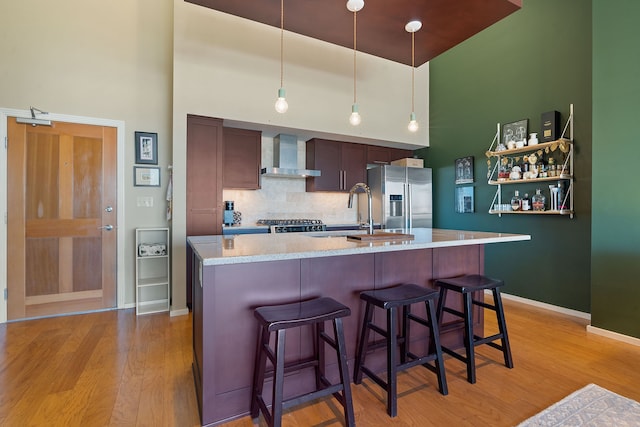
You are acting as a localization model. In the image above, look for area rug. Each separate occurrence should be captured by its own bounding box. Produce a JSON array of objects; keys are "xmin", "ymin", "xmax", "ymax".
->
[{"xmin": 517, "ymin": 383, "xmax": 640, "ymax": 426}]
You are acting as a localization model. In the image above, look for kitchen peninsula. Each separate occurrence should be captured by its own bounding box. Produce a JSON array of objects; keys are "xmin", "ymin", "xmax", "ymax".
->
[{"xmin": 188, "ymin": 228, "xmax": 530, "ymax": 426}]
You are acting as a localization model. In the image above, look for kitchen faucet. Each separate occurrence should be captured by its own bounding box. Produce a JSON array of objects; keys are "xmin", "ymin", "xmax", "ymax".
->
[{"xmin": 348, "ymin": 182, "xmax": 373, "ymax": 235}]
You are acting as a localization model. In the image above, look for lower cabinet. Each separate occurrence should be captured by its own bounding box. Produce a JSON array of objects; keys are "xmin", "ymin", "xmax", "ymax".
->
[
  {"xmin": 135, "ymin": 227, "xmax": 170, "ymax": 315},
  {"xmin": 191, "ymin": 245, "xmax": 483, "ymax": 426}
]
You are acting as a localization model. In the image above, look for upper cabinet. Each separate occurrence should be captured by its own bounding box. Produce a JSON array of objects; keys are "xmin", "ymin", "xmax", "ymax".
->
[
  {"xmin": 223, "ymin": 127, "xmax": 261, "ymax": 190},
  {"xmin": 306, "ymin": 138, "xmax": 366, "ymax": 192},
  {"xmin": 366, "ymin": 146, "xmax": 413, "ymax": 165}
]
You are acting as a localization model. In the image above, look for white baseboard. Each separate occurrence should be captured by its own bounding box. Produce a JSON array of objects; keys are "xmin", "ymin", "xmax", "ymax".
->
[
  {"xmin": 586, "ymin": 325, "xmax": 640, "ymax": 347},
  {"xmin": 490, "ymin": 290, "xmax": 591, "ymax": 320},
  {"xmin": 492, "ymin": 291, "xmax": 640, "ymax": 347},
  {"xmin": 170, "ymin": 307, "xmax": 189, "ymax": 317}
]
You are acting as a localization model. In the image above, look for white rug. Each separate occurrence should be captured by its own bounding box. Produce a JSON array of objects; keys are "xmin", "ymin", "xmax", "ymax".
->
[{"xmin": 517, "ymin": 383, "xmax": 640, "ymax": 426}]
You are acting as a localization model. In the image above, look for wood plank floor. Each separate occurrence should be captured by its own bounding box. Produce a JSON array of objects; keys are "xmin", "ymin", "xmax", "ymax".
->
[{"xmin": 2, "ymin": 299, "xmax": 640, "ymax": 426}]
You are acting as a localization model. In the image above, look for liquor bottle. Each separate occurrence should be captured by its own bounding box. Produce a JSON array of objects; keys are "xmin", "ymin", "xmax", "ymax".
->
[
  {"xmin": 522, "ymin": 192, "xmax": 531, "ymax": 211},
  {"xmin": 532, "ymin": 188, "xmax": 546, "ymax": 211},
  {"xmin": 511, "ymin": 190, "xmax": 522, "ymax": 211}
]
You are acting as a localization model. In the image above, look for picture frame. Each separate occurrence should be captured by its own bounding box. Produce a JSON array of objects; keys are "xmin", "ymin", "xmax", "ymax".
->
[
  {"xmin": 502, "ymin": 119, "xmax": 528, "ymax": 146},
  {"xmin": 134, "ymin": 166, "xmax": 161, "ymax": 187},
  {"xmin": 455, "ymin": 156, "xmax": 474, "ymax": 184},
  {"xmin": 134, "ymin": 131, "xmax": 158, "ymax": 165},
  {"xmin": 455, "ymin": 186, "xmax": 474, "ymax": 213}
]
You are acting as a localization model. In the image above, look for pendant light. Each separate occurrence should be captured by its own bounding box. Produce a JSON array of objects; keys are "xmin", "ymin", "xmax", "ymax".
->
[
  {"xmin": 406, "ymin": 20, "xmax": 422, "ymax": 132},
  {"xmin": 274, "ymin": 0, "xmax": 288, "ymax": 113},
  {"xmin": 347, "ymin": 0, "xmax": 364, "ymax": 126}
]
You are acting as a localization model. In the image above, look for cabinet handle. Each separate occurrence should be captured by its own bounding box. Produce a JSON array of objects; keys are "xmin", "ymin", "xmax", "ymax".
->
[{"xmin": 343, "ymin": 170, "xmax": 347, "ymax": 190}]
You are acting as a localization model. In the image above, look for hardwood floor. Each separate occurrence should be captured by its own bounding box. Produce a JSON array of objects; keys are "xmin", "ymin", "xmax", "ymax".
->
[{"xmin": 1, "ymin": 299, "xmax": 640, "ymax": 426}]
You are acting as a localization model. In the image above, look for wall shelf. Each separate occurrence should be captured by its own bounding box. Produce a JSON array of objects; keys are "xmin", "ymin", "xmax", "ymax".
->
[
  {"xmin": 486, "ymin": 104, "xmax": 574, "ymax": 218},
  {"xmin": 135, "ymin": 228, "xmax": 170, "ymax": 315}
]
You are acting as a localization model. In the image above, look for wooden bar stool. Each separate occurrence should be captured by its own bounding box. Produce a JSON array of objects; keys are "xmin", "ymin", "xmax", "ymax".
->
[
  {"xmin": 353, "ymin": 283, "xmax": 448, "ymax": 417},
  {"xmin": 250, "ymin": 297, "xmax": 355, "ymax": 427},
  {"xmin": 435, "ymin": 274, "xmax": 513, "ymax": 384}
]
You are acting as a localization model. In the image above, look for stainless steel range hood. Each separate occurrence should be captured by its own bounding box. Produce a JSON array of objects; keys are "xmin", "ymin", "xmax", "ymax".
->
[{"xmin": 260, "ymin": 134, "xmax": 321, "ymax": 178}]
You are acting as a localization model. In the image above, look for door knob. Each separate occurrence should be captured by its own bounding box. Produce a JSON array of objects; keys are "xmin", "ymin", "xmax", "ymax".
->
[
  {"xmin": 104, "ymin": 206, "xmax": 113, "ymax": 212},
  {"xmin": 99, "ymin": 225, "xmax": 114, "ymax": 231}
]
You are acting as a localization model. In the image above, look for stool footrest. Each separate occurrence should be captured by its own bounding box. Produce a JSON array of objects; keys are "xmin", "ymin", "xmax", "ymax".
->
[{"xmin": 282, "ymin": 383, "xmax": 345, "ymax": 411}]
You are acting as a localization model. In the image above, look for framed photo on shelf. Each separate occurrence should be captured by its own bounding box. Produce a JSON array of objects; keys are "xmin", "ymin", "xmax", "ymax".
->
[
  {"xmin": 455, "ymin": 186, "xmax": 474, "ymax": 213},
  {"xmin": 134, "ymin": 166, "xmax": 161, "ymax": 187},
  {"xmin": 502, "ymin": 119, "xmax": 528, "ymax": 146},
  {"xmin": 455, "ymin": 156, "xmax": 474, "ymax": 184},
  {"xmin": 134, "ymin": 131, "xmax": 158, "ymax": 164}
]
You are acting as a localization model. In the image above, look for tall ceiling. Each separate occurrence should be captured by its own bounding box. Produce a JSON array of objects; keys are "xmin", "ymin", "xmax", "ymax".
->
[{"xmin": 185, "ymin": 0, "xmax": 522, "ymax": 66}]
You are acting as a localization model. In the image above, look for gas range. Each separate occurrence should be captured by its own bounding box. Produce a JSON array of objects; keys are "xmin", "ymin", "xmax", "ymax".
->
[{"xmin": 256, "ymin": 219, "xmax": 327, "ymax": 233}]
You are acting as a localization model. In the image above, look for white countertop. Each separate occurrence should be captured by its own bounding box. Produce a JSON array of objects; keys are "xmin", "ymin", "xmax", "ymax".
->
[{"xmin": 189, "ymin": 228, "xmax": 531, "ymax": 266}]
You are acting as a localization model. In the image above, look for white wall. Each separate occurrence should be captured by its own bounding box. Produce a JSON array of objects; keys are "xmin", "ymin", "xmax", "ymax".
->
[
  {"xmin": 172, "ymin": 1, "xmax": 430, "ymax": 312},
  {"xmin": 0, "ymin": 0, "xmax": 174, "ymax": 310}
]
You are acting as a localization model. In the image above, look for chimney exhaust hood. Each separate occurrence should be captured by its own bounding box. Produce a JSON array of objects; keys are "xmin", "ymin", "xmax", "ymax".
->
[{"xmin": 260, "ymin": 134, "xmax": 321, "ymax": 178}]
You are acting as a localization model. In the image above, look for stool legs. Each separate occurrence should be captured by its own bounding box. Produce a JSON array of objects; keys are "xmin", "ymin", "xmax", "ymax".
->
[
  {"xmin": 436, "ymin": 282, "xmax": 513, "ymax": 385},
  {"xmin": 492, "ymin": 288, "xmax": 513, "ymax": 369},
  {"xmin": 354, "ymin": 296, "xmax": 448, "ymax": 418},
  {"xmin": 333, "ymin": 318, "xmax": 356, "ymax": 427},
  {"xmin": 251, "ymin": 318, "xmax": 354, "ymax": 427}
]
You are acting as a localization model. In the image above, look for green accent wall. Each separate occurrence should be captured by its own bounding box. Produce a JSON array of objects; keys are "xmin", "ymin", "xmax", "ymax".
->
[
  {"xmin": 418, "ymin": 0, "xmax": 592, "ymax": 312},
  {"xmin": 591, "ymin": 1, "xmax": 640, "ymax": 337}
]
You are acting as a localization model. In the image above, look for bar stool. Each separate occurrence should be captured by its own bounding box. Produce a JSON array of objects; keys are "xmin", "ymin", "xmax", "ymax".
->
[
  {"xmin": 435, "ymin": 274, "xmax": 513, "ymax": 384},
  {"xmin": 353, "ymin": 283, "xmax": 448, "ymax": 417},
  {"xmin": 250, "ymin": 297, "xmax": 355, "ymax": 427}
]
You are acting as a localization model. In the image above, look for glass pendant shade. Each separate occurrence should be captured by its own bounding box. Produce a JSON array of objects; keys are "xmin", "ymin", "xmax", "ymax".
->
[
  {"xmin": 349, "ymin": 103, "xmax": 361, "ymax": 126},
  {"xmin": 275, "ymin": 87, "xmax": 288, "ymax": 113}
]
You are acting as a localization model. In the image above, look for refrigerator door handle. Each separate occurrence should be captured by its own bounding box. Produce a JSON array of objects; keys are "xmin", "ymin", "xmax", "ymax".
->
[{"xmin": 407, "ymin": 183, "xmax": 412, "ymax": 229}]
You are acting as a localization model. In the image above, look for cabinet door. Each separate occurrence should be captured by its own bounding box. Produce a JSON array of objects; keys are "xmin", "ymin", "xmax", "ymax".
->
[
  {"xmin": 187, "ymin": 115, "xmax": 223, "ymax": 236},
  {"xmin": 306, "ymin": 138, "xmax": 342, "ymax": 191},
  {"xmin": 341, "ymin": 142, "xmax": 367, "ymax": 190},
  {"xmin": 367, "ymin": 146, "xmax": 391, "ymax": 165},
  {"xmin": 389, "ymin": 147, "xmax": 413, "ymax": 162},
  {"xmin": 223, "ymin": 127, "xmax": 261, "ymax": 190}
]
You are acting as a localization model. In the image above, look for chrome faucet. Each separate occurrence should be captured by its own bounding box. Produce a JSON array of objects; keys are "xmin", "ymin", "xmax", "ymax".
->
[{"xmin": 348, "ymin": 182, "xmax": 373, "ymax": 235}]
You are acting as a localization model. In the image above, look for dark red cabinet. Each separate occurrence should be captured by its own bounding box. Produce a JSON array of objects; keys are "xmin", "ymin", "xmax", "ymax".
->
[{"xmin": 306, "ymin": 138, "xmax": 367, "ymax": 192}]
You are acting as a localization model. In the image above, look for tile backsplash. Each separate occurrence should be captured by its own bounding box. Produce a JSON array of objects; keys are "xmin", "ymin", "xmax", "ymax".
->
[
  {"xmin": 223, "ymin": 136, "xmax": 360, "ymax": 226},
  {"xmin": 223, "ymin": 177, "xmax": 359, "ymax": 225}
]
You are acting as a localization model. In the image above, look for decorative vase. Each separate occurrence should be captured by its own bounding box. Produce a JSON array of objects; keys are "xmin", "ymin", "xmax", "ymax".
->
[{"xmin": 528, "ymin": 133, "xmax": 539, "ymax": 145}]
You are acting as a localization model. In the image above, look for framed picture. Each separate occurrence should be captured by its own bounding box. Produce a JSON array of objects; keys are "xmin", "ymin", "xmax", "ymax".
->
[
  {"xmin": 455, "ymin": 156, "xmax": 474, "ymax": 184},
  {"xmin": 455, "ymin": 186, "xmax": 474, "ymax": 213},
  {"xmin": 134, "ymin": 131, "xmax": 158, "ymax": 164},
  {"xmin": 502, "ymin": 119, "xmax": 528, "ymax": 146},
  {"xmin": 134, "ymin": 166, "xmax": 161, "ymax": 187}
]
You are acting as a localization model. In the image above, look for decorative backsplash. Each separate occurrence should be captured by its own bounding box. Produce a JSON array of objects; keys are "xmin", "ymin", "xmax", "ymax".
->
[
  {"xmin": 223, "ymin": 137, "xmax": 360, "ymax": 226},
  {"xmin": 223, "ymin": 178, "xmax": 359, "ymax": 226}
]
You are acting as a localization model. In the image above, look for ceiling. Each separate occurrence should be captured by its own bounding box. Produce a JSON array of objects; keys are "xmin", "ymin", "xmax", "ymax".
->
[{"xmin": 185, "ymin": 0, "xmax": 522, "ymax": 66}]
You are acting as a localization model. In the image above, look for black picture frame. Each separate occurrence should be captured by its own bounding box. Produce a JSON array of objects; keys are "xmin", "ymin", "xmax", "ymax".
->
[
  {"xmin": 134, "ymin": 131, "xmax": 158, "ymax": 165},
  {"xmin": 502, "ymin": 119, "xmax": 528, "ymax": 146},
  {"xmin": 455, "ymin": 186, "xmax": 474, "ymax": 213},
  {"xmin": 455, "ymin": 156, "xmax": 474, "ymax": 184},
  {"xmin": 134, "ymin": 166, "xmax": 161, "ymax": 187}
]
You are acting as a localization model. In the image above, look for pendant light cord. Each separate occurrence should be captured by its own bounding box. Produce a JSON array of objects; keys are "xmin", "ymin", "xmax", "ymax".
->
[
  {"xmin": 280, "ymin": 0, "xmax": 284, "ymax": 89},
  {"xmin": 411, "ymin": 30, "xmax": 415, "ymax": 112},
  {"xmin": 353, "ymin": 11, "xmax": 357, "ymax": 104}
]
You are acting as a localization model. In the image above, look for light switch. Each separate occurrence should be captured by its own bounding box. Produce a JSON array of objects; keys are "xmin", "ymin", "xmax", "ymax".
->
[{"xmin": 137, "ymin": 196, "xmax": 153, "ymax": 207}]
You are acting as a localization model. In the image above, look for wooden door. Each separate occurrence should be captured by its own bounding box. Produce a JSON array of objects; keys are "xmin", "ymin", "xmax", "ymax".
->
[{"xmin": 7, "ymin": 118, "xmax": 117, "ymax": 320}]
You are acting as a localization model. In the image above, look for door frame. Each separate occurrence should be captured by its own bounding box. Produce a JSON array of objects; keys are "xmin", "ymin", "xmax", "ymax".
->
[{"xmin": 0, "ymin": 108, "xmax": 126, "ymax": 323}]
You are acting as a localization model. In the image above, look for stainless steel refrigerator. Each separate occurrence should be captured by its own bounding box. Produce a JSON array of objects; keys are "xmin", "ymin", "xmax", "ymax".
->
[{"xmin": 359, "ymin": 165, "xmax": 432, "ymax": 229}]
